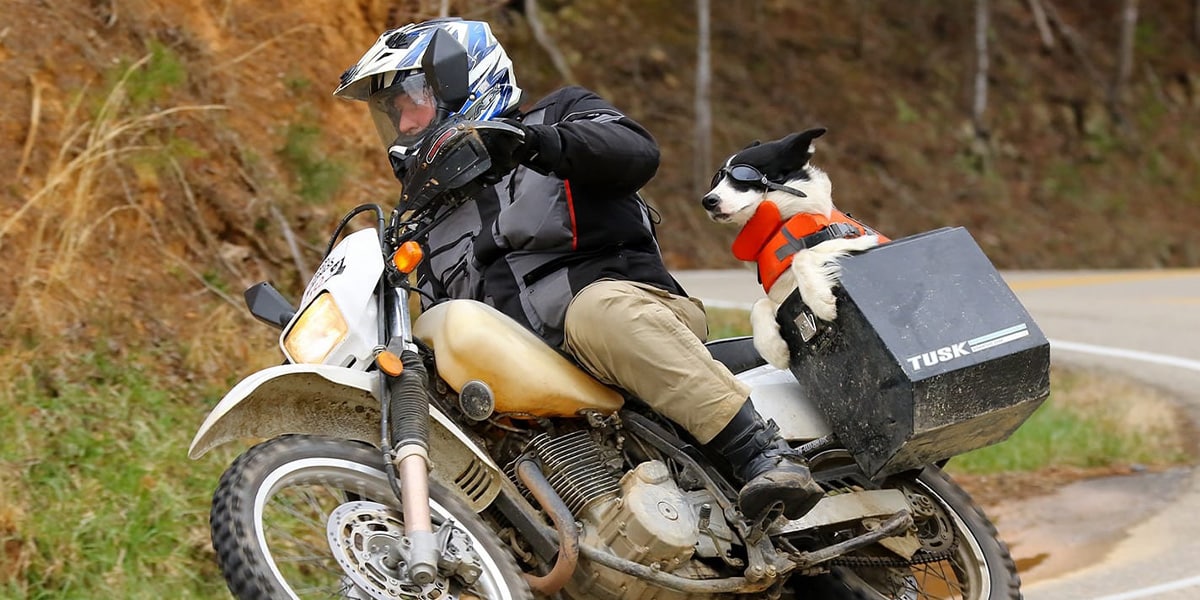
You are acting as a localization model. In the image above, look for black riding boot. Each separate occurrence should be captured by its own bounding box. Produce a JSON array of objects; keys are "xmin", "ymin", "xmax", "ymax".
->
[{"xmin": 706, "ymin": 399, "xmax": 824, "ymax": 520}]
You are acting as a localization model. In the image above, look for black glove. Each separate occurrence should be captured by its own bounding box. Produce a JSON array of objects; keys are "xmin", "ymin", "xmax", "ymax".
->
[
  {"xmin": 497, "ymin": 118, "xmax": 541, "ymax": 163},
  {"xmin": 476, "ymin": 118, "xmax": 540, "ymax": 183}
]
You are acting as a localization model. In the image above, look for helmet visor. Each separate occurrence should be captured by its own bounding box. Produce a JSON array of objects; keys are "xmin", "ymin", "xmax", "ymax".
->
[{"xmin": 367, "ymin": 72, "xmax": 440, "ymax": 149}]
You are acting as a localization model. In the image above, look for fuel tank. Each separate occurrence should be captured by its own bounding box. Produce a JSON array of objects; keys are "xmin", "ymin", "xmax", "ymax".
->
[{"xmin": 413, "ymin": 299, "xmax": 624, "ymax": 418}]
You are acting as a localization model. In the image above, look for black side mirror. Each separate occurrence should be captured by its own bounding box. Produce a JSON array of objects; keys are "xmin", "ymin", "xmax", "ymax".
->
[
  {"xmin": 244, "ymin": 282, "xmax": 296, "ymax": 330},
  {"xmin": 421, "ymin": 28, "xmax": 470, "ymax": 112}
]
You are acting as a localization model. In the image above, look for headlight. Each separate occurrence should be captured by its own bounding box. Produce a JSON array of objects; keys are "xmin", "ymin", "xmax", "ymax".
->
[{"xmin": 283, "ymin": 293, "xmax": 348, "ymax": 364}]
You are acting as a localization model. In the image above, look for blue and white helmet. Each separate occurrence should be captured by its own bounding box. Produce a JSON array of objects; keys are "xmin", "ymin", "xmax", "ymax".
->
[{"xmin": 334, "ymin": 19, "xmax": 523, "ymax": 149}]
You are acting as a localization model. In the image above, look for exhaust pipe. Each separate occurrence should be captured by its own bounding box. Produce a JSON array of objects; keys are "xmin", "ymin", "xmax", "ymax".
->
[{"xmin": 514, "ymin": 458, "xmax": 579, "ymax": 595}]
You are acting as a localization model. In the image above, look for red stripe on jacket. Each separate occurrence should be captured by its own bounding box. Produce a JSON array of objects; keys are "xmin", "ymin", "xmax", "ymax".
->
[{"xmin": 564, "ymin": 179, "xmax": 579, "ymax": 250}]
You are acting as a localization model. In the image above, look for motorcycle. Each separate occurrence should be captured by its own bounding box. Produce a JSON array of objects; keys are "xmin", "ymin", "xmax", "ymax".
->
[{"xmin": 190, "ymin": 31, "xmax": 1050, "ymax": 600}]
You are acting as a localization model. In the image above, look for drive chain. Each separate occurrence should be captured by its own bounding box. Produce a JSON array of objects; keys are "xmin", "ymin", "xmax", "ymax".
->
[{"xmin": 826, "ymin": 540, "xmax": 958, "ymax": 568}]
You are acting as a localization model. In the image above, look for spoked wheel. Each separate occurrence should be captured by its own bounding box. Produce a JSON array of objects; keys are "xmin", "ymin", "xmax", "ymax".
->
[
  {"xmin": 804, "ymin": 453, "xmax": 1021, "ymax": 600},
  {"xmin": 209, "ymin": 435, "xmax": 531, "ymax": 600}
]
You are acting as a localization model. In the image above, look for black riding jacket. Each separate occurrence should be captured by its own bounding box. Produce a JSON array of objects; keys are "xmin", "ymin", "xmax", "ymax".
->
[{"xmin": 416, "ymin": 86, "xmax": 682, "ymax": 346}]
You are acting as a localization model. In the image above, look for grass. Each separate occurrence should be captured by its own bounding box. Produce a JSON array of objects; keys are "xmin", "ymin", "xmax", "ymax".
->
[
  {"xmin": 0, "ymin": 305, "xmax": 1188, "ymax": 598},
  {"xmin": 949, "ymin": 367, "xmax": 1190, "ymax": 474},
  {"xmin": 0, "ymin": 353, "xmax": 234, "ymax": 599},
  {"xmin": 706, "ymin": 306, "xmax": 753, "ymax": 340},
  {"xmin": 0, "ymin": 49, "xmax": 225, "ymax": 342},
  {"xmin": 0, "ymin": 47, "xmax": 241, "ymax": 598},
  {"xmin": 704, "ymin": 307, "xmax": 1193, "ymax": 477},
  {"xmin": 109, "ymin": 41, "xmax": 186, "ymax": 109},
  {"xmin": 278, "ymin": 114, "xmax": 345, "ymax": 204}
]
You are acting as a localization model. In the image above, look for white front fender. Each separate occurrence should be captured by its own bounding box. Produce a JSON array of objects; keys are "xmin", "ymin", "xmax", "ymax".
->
[{"xmin": 189, "ymin": 363, "xmax": 503, "ymax": 511}]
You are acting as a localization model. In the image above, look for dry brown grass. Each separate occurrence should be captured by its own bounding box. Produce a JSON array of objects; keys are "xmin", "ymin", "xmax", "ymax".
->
[
  {"xmin": 1052, "ymin": 366, "xmax": 1190, "ymax": 457},
  {"xmin": 0, "ymin": 54, "xmax": 228, "ymax": 357}
]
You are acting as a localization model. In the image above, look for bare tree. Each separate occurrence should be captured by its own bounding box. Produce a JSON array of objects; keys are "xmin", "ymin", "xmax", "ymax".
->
[
  {"xmin": 972, "ymin": 0, "xmax": 990, "ymax": 141},
  {"xmin": 694, "ymin": 0, "xmax": 712, "ymax": 200},
  {"xmin": 854, "ymin": 0, "xmax": 873, "ymax": 58},
  {"xmin": 1041, "ymin": 1, "xmax": 1106, "ymax": 93},
  {"xmin": 1025, "ymin": 0, "xmax": 1056, "ymax": 50},
  {"xmin": 1109, "ymin": 0, "xmax": 1139, "ymax": 132},
  {"xmin": 1195, "ymin": 0, "xmax": 1200, "ymax": 47},
  {"xmin": 524, "ymin": 0, "xmax": 575, "ymax": 84}
]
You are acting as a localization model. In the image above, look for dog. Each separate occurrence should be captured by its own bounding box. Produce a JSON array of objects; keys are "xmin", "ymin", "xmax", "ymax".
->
[{"xmin": 701, "ymin": 128, "xmax": 888, "ymax": 370}]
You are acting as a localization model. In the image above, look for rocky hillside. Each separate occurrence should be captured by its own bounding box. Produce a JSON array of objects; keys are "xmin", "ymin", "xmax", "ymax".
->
[{"xmin": 1, "ymin": 0, "xmax": 1198, "ymax": 366}]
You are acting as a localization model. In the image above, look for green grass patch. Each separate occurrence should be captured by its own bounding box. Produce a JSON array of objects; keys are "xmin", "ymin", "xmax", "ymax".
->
[
  {"xmin": 950, "ymin": 367, "xmax": 1190, "ymax": 475},
  {"xmin": 705, "ymin": 306, "xmax": 752, "ymax": 341},
  {"xmin": 1, "ymin": 353, "xmax": 233, "ymax": 599},
  {"xmin": 106, "ymin": 41, "xmax": 187, "ymax": 110},
  {"xmin": 278, "ymin": 117, "xmax": 345, "ymax": 204},
  {"xmin": 949, "ymin": 398, "xmax": 1183, "ymax": 474}
]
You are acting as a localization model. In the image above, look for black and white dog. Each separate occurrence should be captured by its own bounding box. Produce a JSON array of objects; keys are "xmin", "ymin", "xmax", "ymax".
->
[{"xmin": 702, "ymin": 128, "xmax": 887, "ymax": 369}]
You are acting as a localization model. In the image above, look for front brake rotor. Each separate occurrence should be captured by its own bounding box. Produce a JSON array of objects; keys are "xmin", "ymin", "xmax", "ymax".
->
[{"xmin": 326, "ymin": 501, "xmax": 447, "ymax": 600}]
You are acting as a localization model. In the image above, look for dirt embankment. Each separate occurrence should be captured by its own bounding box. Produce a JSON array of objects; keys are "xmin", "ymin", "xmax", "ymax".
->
[{"xmin": 2, "ymin": 1, "xmax": 1199, "ymax": 387}]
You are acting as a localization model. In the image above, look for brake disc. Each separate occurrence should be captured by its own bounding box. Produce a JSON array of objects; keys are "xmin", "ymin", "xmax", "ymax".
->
[{"xmin": 326, "ymin": 501, "xmax": 447, "ymax": 600}]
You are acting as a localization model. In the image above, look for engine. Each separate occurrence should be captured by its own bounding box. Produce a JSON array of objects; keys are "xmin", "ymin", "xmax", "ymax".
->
[{"xmin": 515, "ymin": 429, "xmax": 735, "ymax": 600}]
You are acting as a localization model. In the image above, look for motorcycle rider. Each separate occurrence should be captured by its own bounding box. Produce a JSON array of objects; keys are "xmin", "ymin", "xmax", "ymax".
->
[{"xmin": 334, "ymin": 18, "xmax": 824, "ymax": 521}]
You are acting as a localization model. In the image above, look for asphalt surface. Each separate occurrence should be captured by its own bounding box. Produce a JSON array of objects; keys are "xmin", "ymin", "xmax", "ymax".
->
[{"xmin": 673, "ymin": 267, "xmax": 1200, "ymax": 600}]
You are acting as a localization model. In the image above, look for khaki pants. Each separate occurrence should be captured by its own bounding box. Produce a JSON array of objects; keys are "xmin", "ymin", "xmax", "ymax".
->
[{"xmin": 562, "ymin": 280, "xmax": 750, "ymax": 443}]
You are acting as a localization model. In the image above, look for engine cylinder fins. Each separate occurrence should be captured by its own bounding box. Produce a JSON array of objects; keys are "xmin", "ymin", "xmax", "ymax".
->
[{"xmin": 513, "ymin": 430, "xmax": 621, "ymax": 515}]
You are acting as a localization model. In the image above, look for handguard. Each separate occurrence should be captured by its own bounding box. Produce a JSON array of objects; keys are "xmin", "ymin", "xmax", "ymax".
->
[{"xmin": 396, "ymin": 118, "xmax": 527, "ymax": 215}]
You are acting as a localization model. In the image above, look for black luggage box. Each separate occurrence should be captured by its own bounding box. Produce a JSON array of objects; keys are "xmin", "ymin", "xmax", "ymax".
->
[{"xmin": 778, "ymin": 227, "xmax": 1050, "ymax": 478}]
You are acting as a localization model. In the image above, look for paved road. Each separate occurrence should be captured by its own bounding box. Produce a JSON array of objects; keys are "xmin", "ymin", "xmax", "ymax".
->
[{"xmin": 673, "ymin": 268, "xmax": 1200, "ymax": 600}]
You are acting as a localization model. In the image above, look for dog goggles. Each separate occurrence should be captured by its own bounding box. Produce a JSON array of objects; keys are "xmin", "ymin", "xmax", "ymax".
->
[{"xmin": 711, "ymin": 164, "xmax": 808, "ymax": 198}]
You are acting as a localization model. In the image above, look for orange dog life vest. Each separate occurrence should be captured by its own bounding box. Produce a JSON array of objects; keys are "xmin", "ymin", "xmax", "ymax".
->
[{"xmin": 731, "ymin": 201, "xmax": 889, "ymax": 293}]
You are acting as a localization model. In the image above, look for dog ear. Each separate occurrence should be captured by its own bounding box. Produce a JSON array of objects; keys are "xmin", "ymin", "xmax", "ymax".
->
[
  {"xmin": 797, "ymin": 128, "xmax": 827, "ymax": 155},
  {"xmin": 801, "ymin": 127, "xmax": 828, "ymax": 142},
  {"xmin": 781, "ymin": 128, "xmax": 827, "ymax": 164}
]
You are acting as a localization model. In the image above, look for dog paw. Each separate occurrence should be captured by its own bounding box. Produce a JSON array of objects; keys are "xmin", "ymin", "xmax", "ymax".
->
[
  {"xmin": 807, "ymin": 295, "xmax": 838, "ymax": 322},
  {"xmin": 793, "ymin": 254, "xmax": 842, "ymax": 322},
  {"xmin": 754, "ymin": 330, "xmax": 792, "ymax": 370},
  {"xmin": 750, "ymin": 299, "xmax": 791, "ymax": 369},
  {"xmin": 797, "ymin": 277, "xmax": 838, "ymax": 321}
]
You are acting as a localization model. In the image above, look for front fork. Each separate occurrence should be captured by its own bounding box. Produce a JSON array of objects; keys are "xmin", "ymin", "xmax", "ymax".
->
[{"xmin": 379, "ymin": 280, "xmax": 441, "ymax": 584}]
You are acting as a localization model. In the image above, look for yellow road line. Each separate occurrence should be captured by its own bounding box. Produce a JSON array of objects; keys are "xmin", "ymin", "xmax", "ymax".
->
[
  {"xmin": 1151, "ymin": 297, "xmax": 1200, "ymax": 305},
  {"xmin": 1008, "ymin": 269, "xmax": 1200, "ymax": 291}
]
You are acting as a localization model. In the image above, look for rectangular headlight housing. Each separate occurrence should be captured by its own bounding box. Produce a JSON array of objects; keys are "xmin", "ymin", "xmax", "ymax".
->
[{"xmin": 283, "ymin": 293, "xmax": 348, "ymax": 364}]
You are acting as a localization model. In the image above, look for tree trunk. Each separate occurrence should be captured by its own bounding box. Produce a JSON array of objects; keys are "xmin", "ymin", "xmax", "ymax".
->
[
  {"xmin": 694, "ymin": 0, "xmax": 713, "ymax": 200},
  {"xmin": 972, "ymin": 0, "xmax": 990, "ymax": 141},
  {"xmin": 1195, "ymin": 0, "xmax": 1200, "ymax": 47},
  {"xmin": 1109, "ymin": 0, "xmax": 1138, "ymax": 132},
  {"xmin": 855, "ymin": 0, "xmax": 873, "ymax": 58},
  {"xmin": 1042, "ymin": 1, "xmax": 1107, "ymax": 94},
  {"xmin": 1025, "ymin": 0, "xmax": 1056, "ymax": 50},
  {"xmin": 524, "ymin": 0, "xmax": 575, "ymax": 84}
]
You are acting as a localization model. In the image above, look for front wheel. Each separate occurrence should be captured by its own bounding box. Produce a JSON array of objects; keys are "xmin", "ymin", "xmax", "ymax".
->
[
  {"xmin": 829, "ymin": 466, "xmax": 1021, "ymax": 600},
  {"xmin": 209, "ymin": 434, "xmax": 532, "ymax": 600}
]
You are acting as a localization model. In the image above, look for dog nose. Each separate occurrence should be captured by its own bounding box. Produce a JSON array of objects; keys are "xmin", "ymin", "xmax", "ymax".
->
[{"xmin": 701, "ymin": 194, "xmax": 721, "ymax": 211}]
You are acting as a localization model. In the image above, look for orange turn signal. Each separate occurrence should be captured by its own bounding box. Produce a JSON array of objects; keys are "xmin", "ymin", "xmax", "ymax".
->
[
  {"xmin": 376, "ymin": 350, "xmax": 405, "ymax": 377},
  {"xmin": 391, "ymin": 241, "xmax": 424, "ymax": 274}
]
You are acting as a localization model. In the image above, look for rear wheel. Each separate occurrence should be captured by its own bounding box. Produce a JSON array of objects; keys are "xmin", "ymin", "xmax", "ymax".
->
[
  {"xmin": 210, "ymin": 435, "xmax": 531, "ymax": 600},
  {"xmin": 806, "ymin": 455, "xmax": 1020, "ymax": 600}
]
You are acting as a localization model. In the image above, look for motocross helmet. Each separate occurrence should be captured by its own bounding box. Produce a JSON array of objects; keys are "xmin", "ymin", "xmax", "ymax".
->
[{"xmin": 334, "ymin": 19, "xmax": 523, "ymax": 151}]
